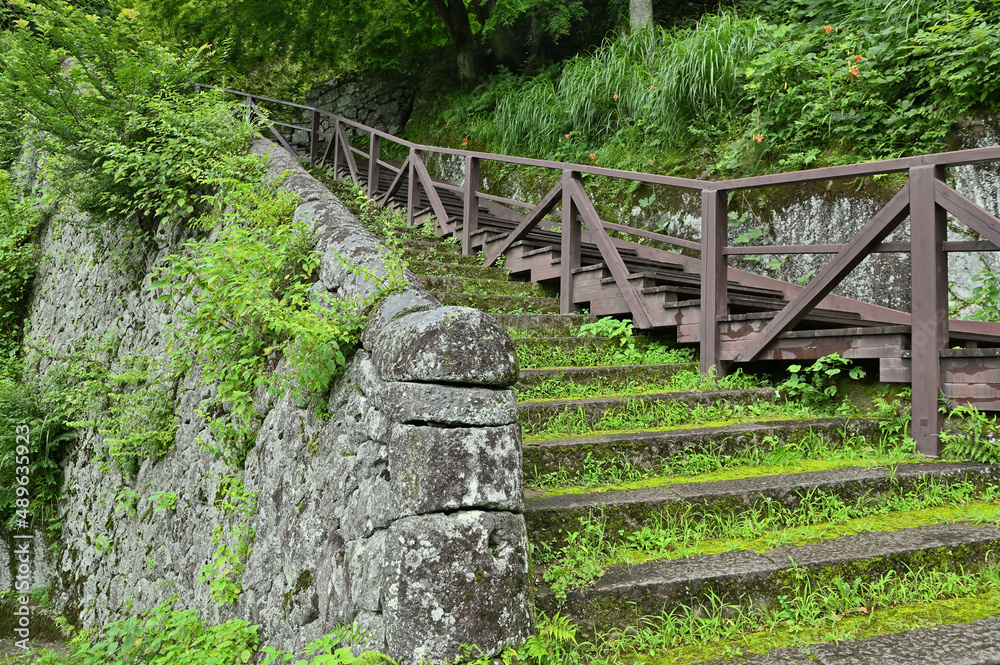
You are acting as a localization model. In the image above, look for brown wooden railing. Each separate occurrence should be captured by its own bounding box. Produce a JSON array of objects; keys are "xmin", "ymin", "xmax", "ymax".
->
[{"xmin": 197, "ymin": 85, "xmax": 1000, "ymax": 457}]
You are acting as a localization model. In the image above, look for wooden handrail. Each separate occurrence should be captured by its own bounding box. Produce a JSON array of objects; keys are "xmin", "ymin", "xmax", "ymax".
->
[{"xmin": 203, "ymin": 84, "xmax": 1000, "ymax": 457}]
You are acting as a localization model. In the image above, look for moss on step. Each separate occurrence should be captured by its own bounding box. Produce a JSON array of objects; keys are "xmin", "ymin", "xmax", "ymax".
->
[
  {"xmin": 530, "ymin": 457, "xmax": 930, "ymax": 498},
  {"xmin": 407, "ymin": 259, "xmax": 509, "ymax": 280},
  {"xmin": 433, "ymin": 291, "xmax": 561, "ymax": 313},
  {"xmin": 522, "ymin": 417, "xmax": 887, "ymax": 481},
  {"xmin": 418, "ymin": 274, "xmax": 552, "ymax": 297},
  {"xmin": 627, "ymin": 592, "xmax": 1000, "ymax": 665},
  {"xmin": 527, "ymin": 473, "xmax": 1000, "ymax": 554}
]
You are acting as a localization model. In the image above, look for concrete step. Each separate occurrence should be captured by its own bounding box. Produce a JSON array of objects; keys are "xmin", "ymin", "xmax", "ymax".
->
[
  {"xmin": 515, "ymin": 363, "xmax": 698, "ymax": 390},
  {"xmin": 511, "ymin": 336, "xmax": 678, "ymax": 369},
  {"xmin": 431, "ymin": 292, "xmax": 561, "ymax": 314},
  {"xmin": 518, "ymin": 388, "xmax": 777, "ymax": 434},
  {"xmin": 696, "ymin": 615, "xmax": 1000, "ymax": 665},
  {"xmin": 526, "ymin": 462, "xmax": 1000, "ymax": 549},
  {"xmin": 534, "ymin": 522, "xmax": 1000, "ymax": 635},
  {"xmin": 417, "ymin": 275, "xmax": 552, "ymax": 298},
  {"xmin": 523, "ymin": 418, "xmax": 886, "ymax": 481},
  {"xmin": 492, "ymin": 313, "xmax": 596, "ymax": 336},
  {"xmin": 399, "ymin": 239, "xmax": 480, "ymax": 265},
  {"xmin": 406, "ymin": 259, "xmax": 509, "ymax": 280}
]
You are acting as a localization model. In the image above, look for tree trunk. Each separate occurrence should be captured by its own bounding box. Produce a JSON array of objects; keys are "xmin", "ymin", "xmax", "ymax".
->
[
  {"xmin": 427, "ymin": 0, "xmax": 479, "ymax": 83},
  {"xmin": 629, "ymin": 0, "xmax": 653, "ymax": 31},
  {"xmin": 489, "ymin": 24, "xmax": 523, "ymax": 68}
]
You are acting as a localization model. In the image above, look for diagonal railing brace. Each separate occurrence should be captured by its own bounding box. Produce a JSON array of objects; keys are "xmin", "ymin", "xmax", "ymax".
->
[
  {"xmin": 482, "ymin": 181, "xmax": 563, "ymax": 267},
  {"xmin": 568, "ymin": 177, "xmax": 654, "ymax": 328},
  {"xmin": 934, "ymin": 180, "xmax": 1000, "ymax": 248},
  {"xmin": 738, "ymin": 184, "xmax": 912, "ymax": 362},
  {"xmin": 411, "ymin": 153, "xmax": 455, "ymax": 235}
]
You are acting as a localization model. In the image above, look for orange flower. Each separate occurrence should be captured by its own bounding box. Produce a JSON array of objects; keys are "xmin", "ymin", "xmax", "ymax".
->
[
  {"xmin": 854, "ymin": 54, "xmax": 862, "ymax": 61},
  {"xmin": 849, "ymin": 66, "xmax": 860, "ymax": 78},
  {"xmin": 754, "ymin": 134, "xmax": 764, "ymax": 142},
  {"xmin": 462, "ymin": 138, "xmax": 469, "ymax": 144},
  {"xmin": 649, "ymin": 85, "xmax": 654, "ymax": 90},
  {"xmin": 648, "ymin": 159, "xmax": 653, "ymax": 164},
  {"xmin": 564, "ymin": 133, "xmax": 571, "ymax": 139},
  {"xmin": 824, "ymin": 25, "xmax": 832, "ymax": 32},
  {"xmin": 613, "ymin": 93, "xmax": 619, "ymax": 100},
  {"xmin": 589, "ymin": 153, "xmax": 596, "ymax": 159}
]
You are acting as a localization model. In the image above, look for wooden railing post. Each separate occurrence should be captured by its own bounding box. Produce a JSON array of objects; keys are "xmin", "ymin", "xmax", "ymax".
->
[
  {"xmin": 910, "ymin": 165, "xmax": 948, "ymax": 457},
  {"xmin": 407, "ymin": 149, "xmax": 419, "ymax": 227},
  {"xmin": 309, "ymin": 109, "xmax": 320, "ymax": 165},
  {"xmin": 462, "ymin": 156, "xmax": 480, "ymax": 256},
  {"xmin": 560, "ymin": 170, "xmax": 582, "ymax": 314},
  {"xmin": 333, "ymin": 120, "xmax": 343, "ymax": 175},
  {"xmin": 700, "ymin": 189, "xmax": 728, "ymax": 377},
  {"xmin": 368, "ymin": 133, "xmax": 381, "ymax": 198}
]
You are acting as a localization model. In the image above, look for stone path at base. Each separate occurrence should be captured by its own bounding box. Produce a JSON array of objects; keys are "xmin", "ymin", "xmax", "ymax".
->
[{"xmin": 697, "ymin": 614, "xmax": 1000, "ymax": 664}]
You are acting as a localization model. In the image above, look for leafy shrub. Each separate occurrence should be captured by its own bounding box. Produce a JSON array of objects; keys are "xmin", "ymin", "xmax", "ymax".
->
[
  {"xmin": 43, "ymin": 600, "xmax": 393, "ymax": 665},
  {"xmin": 0, "ymin": 0, "xmax": 245, "ymax": 238},
  {"xmin": 778, "ymin": 353, "xmax": 865, "ymax": 411},
  {"xmin": 69, "ymin": 597, "xmax": 259, "ymax": 665},
  {"xmin": 961, "ymin": 268, "xmax": 1000, "ymax": 322},
  {"xmin": 155, "ymin": 155, "xmax": 407, "ymax": 467},
  {"xmin": 28, "ymin": 337, "xmax": 179, "ymax": 472}
]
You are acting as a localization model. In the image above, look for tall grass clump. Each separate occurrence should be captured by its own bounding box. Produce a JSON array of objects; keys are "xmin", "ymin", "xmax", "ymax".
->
[{"xmin": 493, "ymin": 11, "xmax": 763, "ymax": 157}]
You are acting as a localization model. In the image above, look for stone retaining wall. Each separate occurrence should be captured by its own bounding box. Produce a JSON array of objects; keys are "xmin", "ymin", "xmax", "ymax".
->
[{"xmin": 22, "ymin": 139, "xmax": 531, "ymax": 662}]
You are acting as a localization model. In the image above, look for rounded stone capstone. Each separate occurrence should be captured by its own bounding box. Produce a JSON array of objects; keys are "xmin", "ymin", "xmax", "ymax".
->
[{"xmin": 369, "ymin": 306, "xmax": 518, "ymax": 387}]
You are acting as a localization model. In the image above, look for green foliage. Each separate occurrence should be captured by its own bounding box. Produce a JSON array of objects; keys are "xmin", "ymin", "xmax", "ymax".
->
[
  {"xmin": 518, "ymin": 613, "xmax": 579, "ymax": 665},
  {"xmin": 0, "ymin": 0, "xmax": 247, "ymax": 237},
  {"xmin": 196, "ymin": 475, "xmax": 257, "ymax": 606},
  {"xmin": 131, "ymin": 0, "xmax": 449, "ymax": 76},
  {"xmin": 483, "ymin": 0, "xmax": 587, "ymax": 42},
  {"xmin": 261, "ymin": 624, "xmax": 395, "ymax": 665},
  {"xmin": 941, "ymin": 404, "xmax": 1000, "ymax": 464},
  {"xmin": 28, "ymin": 605, "xmax": 392, "ymax": 665},
  {"xmin": 155, "ymin": 156, "xmax": 406, "ymax": 467},
  {"xmin": 778, "ymin": 353, "xmax": 865, "ymax": 411},
  {"xmin": 417, "ymin": 0, "xmax": 1000, "ymax": 179},
  {"xmin": 68, "ymin": 597, "xmax": 260, "ymax": 665},
  {"xmin": 0, "ymin": 378, "xmax": 71, "ymax": 534},
  {"xmin": 198, "ymin": 522, "xmax": 253, "ymax": 606},
  {"xmin": 0, "ymin": 170, "xmax": 40, "ymax": 377},
  {"xmin": 962, "ymin": 268, "xmax": 1000, "ymax": 322},
  {"xmin": 29, "ymin": 338, "xmax": 179, "ymax": 471},
  {"xmin": 492, "ymin": 14, "xmax": 762, "ymax": 158},
  {"xmin": 151, "ymin": 490, "xmax": 178, "ymax": 512}
]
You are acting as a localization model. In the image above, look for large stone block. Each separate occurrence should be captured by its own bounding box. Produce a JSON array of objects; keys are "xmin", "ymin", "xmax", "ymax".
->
[
  {"xmin": 357, "ymin": 357, "xmax": 517, "ymax": 427},
  {"xmin": 387, "ymin": 423, "xmax": 523, "ymax": 515},
  {"xmin": 383, "ymin": 511, "xmax": 531, "ymax": 665},
  {"xmin": 368, "ymin": 307, "xmax": 518, "ymax": 387}
]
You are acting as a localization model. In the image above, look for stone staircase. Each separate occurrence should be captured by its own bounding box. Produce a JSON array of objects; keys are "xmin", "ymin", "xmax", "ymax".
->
[{"xmin": 383, "ymin": 227, "xmax": 1000, "ymax": 664}]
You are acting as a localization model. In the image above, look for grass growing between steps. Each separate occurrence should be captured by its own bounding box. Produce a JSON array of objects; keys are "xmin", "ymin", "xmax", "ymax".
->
[
  {"xmin": 520, "ymin": 565, "xmax": 1000, "ymax": 665},
  {"xmin": 517, "ymin": 316, "xmax": 698, "ymax": 366},
  {"xmin": 534, "ymin": 480, "xmax": 1000, "ymax": 601},
  {"xmin": 616, "ymin": 574, "xmax": 1000, "ymax": 665},
  {"xmin": 522, "ymin": 397, "xmax": 822, "ymax": 438},
  {"xmin": 517, "ymin": 369, "xmax": 763, "ymax": 401},
  {"xmin": 527, "ymin": 428, "xmax": 918, "ymax": 491}
]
